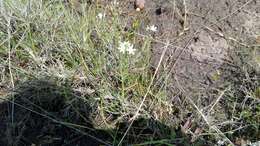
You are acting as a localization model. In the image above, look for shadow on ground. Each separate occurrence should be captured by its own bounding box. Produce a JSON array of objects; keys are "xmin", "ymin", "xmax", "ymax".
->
[{"xmin": 0, "ymin": 79, "xmax": 206, "ymax": 146}]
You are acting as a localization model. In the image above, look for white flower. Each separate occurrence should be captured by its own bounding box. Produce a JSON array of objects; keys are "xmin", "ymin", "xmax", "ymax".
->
[
  {"xmin": 118, "ymin": 41, "xmax": 127, "ymax": 53},
  {"xmin": 127, "ymin": 46, "xmax": 136, "ymax": 55},
  {"xmin": 217, "ymin": 140, "xmax": 225, "ymax": 146},
  {"xmin": 146, "ymin": 25, "xmax": 158, "ymax": 32},
  {"xmin": 97, "ymin": 13, "xmax": 105, "ymax": 19},
  {"xmin": 118, "ymin": 41, "xmax": 136, "ymax": 55}
]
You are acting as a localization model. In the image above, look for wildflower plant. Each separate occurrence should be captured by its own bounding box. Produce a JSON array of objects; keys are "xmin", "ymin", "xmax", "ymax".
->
[
  {"xmin": 77, "ymin": 4, "xmax": 157, "ymax": 122},
  {"xmin": 118, "ymin": 41, "xmax": 136, "ymax": 55}
]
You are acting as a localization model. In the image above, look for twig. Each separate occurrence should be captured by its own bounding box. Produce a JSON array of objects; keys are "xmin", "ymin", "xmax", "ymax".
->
[
  {"xmin": 182, "ymin": 0, "xmax": 188, "ymax": 31},
  {"xmin": 203, "ymin": 26, "xmax": 249, "ymax": 47},
  {"xmin": 219, "ymin": 0, "xmax": 254, "ymax": 21},
  {"xmin": 164, "ymin": 29, "xmax": 201, "ymax": 82},
  {"xmin": 7, "ymin": 12, "xmax": 15, "ymax": 124},
  {"xmin": 208, "ymin": 88, "xmax": 229, "ymax": 114}
]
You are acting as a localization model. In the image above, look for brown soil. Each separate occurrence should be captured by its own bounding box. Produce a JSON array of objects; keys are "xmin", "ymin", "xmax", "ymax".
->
[{"xmin": 120, "ymin": 0, "xmax": 259, "ymax": 99}]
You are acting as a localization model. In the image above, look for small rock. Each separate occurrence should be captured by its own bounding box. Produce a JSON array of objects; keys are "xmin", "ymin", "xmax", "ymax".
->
[{"xmin": 135, "ymin": 0, "xmax": 145, "ymax": 11}]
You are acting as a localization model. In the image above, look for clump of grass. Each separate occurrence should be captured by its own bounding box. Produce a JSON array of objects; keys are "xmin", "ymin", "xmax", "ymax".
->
[
  {"xmin": 0, "ymin": 0, "xmax": 173, "ymax": 145},
  {"xmin": 219, "ymin": 46, "xmax": 260, "ymax": 143}
]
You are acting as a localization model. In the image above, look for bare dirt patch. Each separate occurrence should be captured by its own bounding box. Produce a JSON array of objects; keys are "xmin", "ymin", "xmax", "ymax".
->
[{"xmin": 120, "ymin": 0, "xmax": 259, "ymax": 97}]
